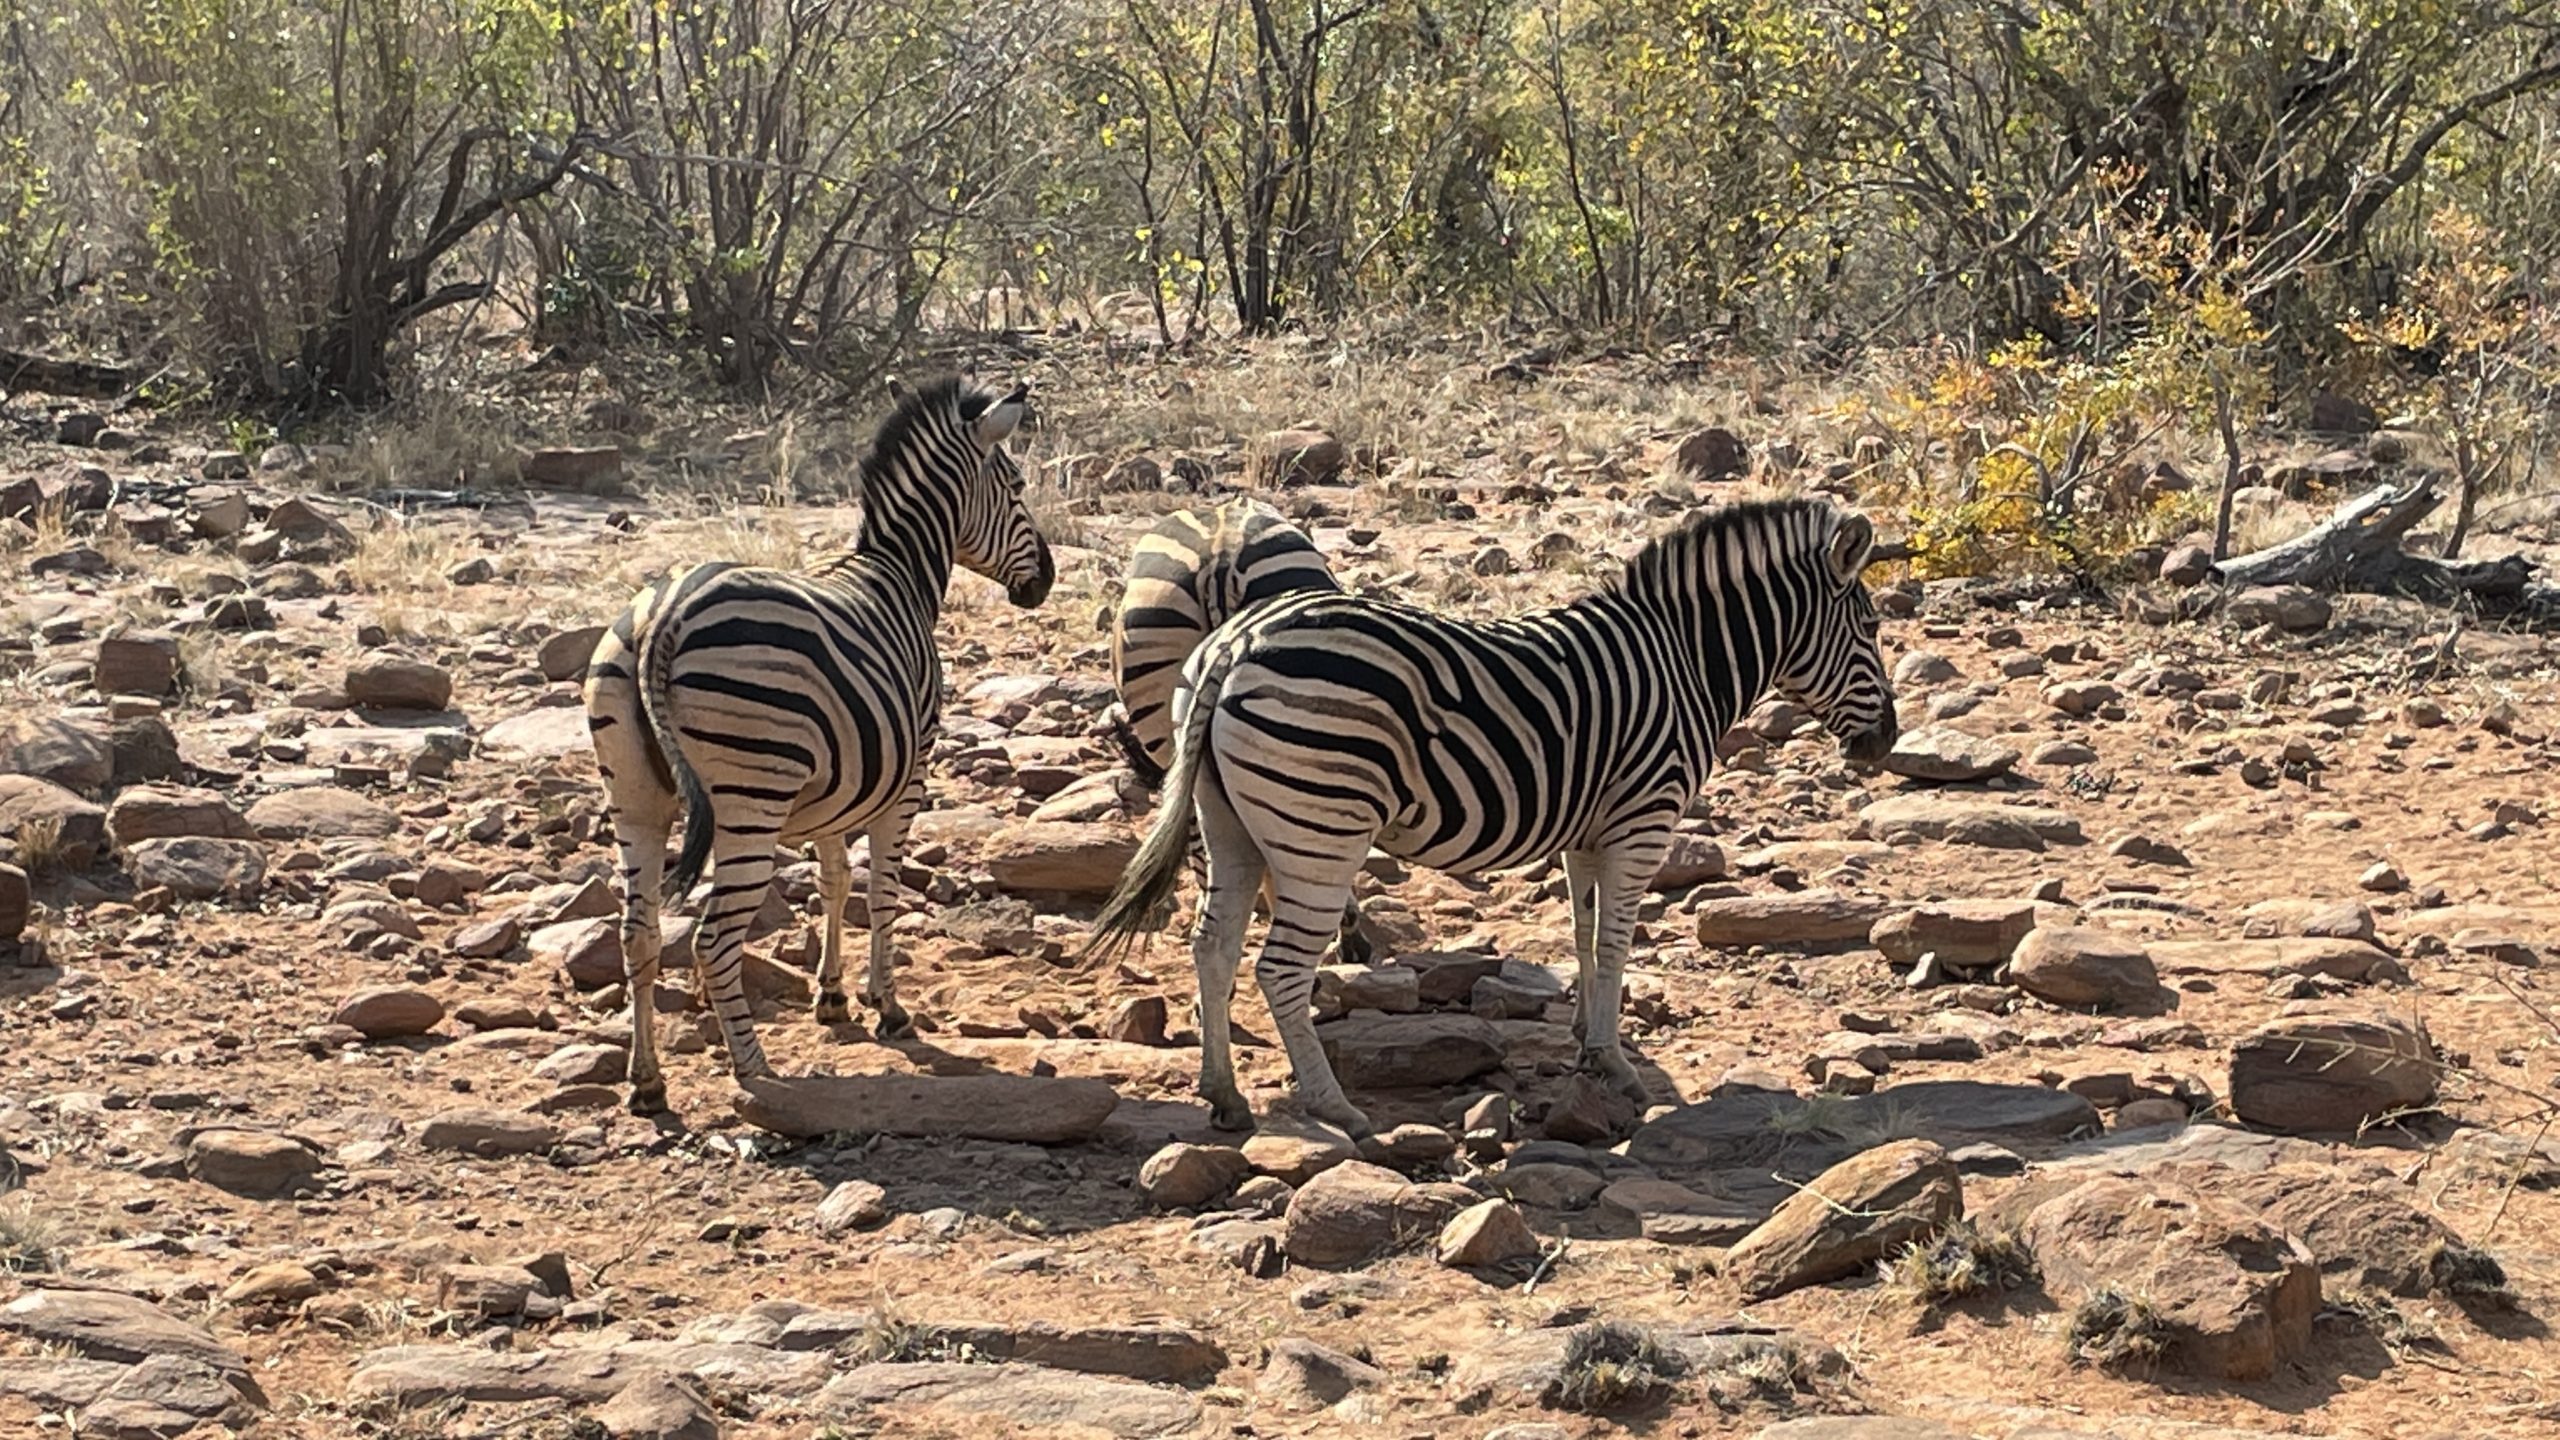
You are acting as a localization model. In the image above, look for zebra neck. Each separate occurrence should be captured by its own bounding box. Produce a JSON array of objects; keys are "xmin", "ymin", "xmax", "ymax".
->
[
  {"xmin": 1592, "ymin": 569, "xmax": 1775, "ymax": 739},
  {"xmin": 845, "ymin": 508, "xmax": 956, "ymax": 608}
]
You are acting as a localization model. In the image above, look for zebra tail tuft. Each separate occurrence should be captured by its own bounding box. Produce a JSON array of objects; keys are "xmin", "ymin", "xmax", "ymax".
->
[
  {"xmin": 1105, "ymin": 705, "xmax": 1168, "ymax": 790},
  {"xmin": 1086, "ymin": 671, "xmax": 1223, "ymax": 963},
  {"xmin": 637, "ymin": 608, "xmax": 717, "ymax": 901}
]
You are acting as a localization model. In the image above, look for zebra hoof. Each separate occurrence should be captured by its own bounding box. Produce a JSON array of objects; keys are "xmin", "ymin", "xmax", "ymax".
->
[
  {"xmin": 1209, "ymin": 1102, "xmax": 1254, "ymax": 1133},
  {"xmin": 813, "ymin": 991, "xmax": 852, "ymax": 1026},
  {"xmin": 873, "ymin": 1004, "xmax": 914, "ymax": 1041},
  {"xmin": 1336, "ymin": 927, "xmax": 1374, "ymax": 968},
  {"xmin": 627, "ymin": 1082, "xmax": 669, "ymax": 1117}
]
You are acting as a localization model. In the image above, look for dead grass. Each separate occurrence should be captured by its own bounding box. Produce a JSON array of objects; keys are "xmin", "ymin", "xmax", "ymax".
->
[
  {"xmin": 0, "ymin": 1197, "xmax": 62, "ymax": 1273},
  {"xmin": 11, "ymin": 814, "xmax": 71, "ymax": 876},
  {"xmin": 1547, "ymin": 1321, "xmax": 1687, "ymax": 1414},
  {"xmin": 2425, "ymin": 1239, "xmax": 2512, "ymax": 1299},
  {"xmin": 2066, "ymin": 1286, "xmax": 2170, "ymax": 1370},
  {"xmin": 1884, "ymin": 1221, "xmax": 2038, "ymax": 1308}
]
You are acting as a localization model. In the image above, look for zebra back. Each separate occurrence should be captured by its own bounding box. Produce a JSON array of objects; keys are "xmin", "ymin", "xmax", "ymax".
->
[{"xmin": 1109, "ymin": 501, "xmax": 1340, "ymax": 783}]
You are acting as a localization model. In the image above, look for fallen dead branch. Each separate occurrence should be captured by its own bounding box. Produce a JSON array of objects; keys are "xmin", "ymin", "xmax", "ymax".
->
[{"xmin": 2208, "ymin": 477, "xmax": 2560, "ymax": 623}]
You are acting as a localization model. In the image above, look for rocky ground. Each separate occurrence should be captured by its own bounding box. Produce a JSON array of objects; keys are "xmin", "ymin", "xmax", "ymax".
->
[{"xmin": 4, "ymin": 354, "xmax": 2560, "ymax": 1440}]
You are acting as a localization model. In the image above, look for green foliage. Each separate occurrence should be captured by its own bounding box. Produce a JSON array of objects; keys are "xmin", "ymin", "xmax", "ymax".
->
[{"xmin": 6, "ymin": 0, "xmax": 2560, "ymax": 402}]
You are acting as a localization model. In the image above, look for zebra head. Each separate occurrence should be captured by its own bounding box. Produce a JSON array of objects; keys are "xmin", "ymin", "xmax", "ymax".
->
[
  {"xmin": 951, "ymin": 382, "xmax": 1056, "ymax": 608},
  {"xmin": 1772, "ymin": 508, "xmax": 1898, "ymax": 766}
]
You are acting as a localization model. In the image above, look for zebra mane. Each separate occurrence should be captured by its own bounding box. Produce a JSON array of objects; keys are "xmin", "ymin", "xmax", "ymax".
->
[{"xmin": 1614, "ymin": 496, "xmax": 1840, "ymax": 595}]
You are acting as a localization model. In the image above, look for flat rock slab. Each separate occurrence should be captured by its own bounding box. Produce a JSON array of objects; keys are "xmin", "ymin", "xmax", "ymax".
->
[
  {"xmin": 2048, "ymin": 1123, "xmax": 2335, "ymax": 1175},
  {"xmin": 349, "ymin": 1341, "xmax": 829, "ymax": 1406},
  {"xmin": 1695, "ymin": 890, "xmax": 1891, "ymax": 947},
  {"xmin": 0, "ymin": 1355, "xmax": 131, "ymax": 1408},
  {"xmin": 1855, "ymin": 795, "xmax": 2082, "ymax": 846},
  {"xmin": 1628, "ymin": 1082, "xmax": 2099, "ymax": 1184},
  {"xmin": 0, "ymin": 1290, "xmax": 247, "ymax": 1376},
  {"xmin": 245, "ymin": 785, "xmax": 398, "ymax": 839},
  {"xmin": 818, "ymin": 1361, "xmax": 1200, "ymax": 1438},
  {"xmin": 1752, "ymin": 1421, "xmax": 1972, "ymax": 1440},
  {"xmin": 481, "ymin": 707, "xmax": 591, "ymax": 760},
  {"xmin": 2148, "ymin": 938, "xmax": 2405, "ymax": 984},
  {"xmin": 733, "ymin": 1072, "xmax": 1120, "ymax": 1143}
]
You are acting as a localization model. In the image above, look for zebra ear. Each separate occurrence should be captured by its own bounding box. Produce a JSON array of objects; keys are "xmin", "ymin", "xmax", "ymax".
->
[
  {"xmin": 975, "ymin": 383, "xmax": 1031, "ymax": 447},
  {"xmin": 884, "ymin": 375, "xmax": 910, "ymax": 404},
  {"xmin": 1828, "ymin": 513, "xmax": 1876, "ymax": 586}
]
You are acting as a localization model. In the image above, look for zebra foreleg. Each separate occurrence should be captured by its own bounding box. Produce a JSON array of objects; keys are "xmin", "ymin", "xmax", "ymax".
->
[
  {"xmin": 862, "ymin": 784, "xmax": 920, "ymax": 1039},
  {"xmin": 1577, "ymin": 846, "xmax": 1661, "ymax": 1106},
  {"xmin": 1562, "ymin": 849, "xmax": 1600, "ymax": 1040},
  {"xmin": 813, "ymin": 840, "xmax": 853, "ymax": 1027}
]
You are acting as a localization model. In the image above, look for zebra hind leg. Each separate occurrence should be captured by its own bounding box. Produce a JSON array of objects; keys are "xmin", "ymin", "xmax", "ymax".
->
[
  {"xmin": 1257, "ymin": 865, "xmax": 1375, "ymax": 1137},
  {"xmin": 696, "ymin": 829, "xmax": 784, "ymax": 1082},
  {"xmin": 612, "ymin": 815, "xmax": 675, "ymax": 1115},
  {"xmin": 1191, "ymin": 782, "xmax": 1266, "ymax": 1132},
  {"xmin": 812, "ymin": 839, "xmax": 853, "ymax": 1026},
  {"xmin": 862, "ymin": 782, "xmax": 921, "ymax": 1039}
]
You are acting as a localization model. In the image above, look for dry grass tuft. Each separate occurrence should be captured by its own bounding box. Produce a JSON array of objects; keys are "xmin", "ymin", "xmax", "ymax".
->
[
  {"xmin": 1886, "ymin": 1221, "xmax": 2039, "ymax": 1308},
  {"xmin": 2066, "ymin": 1286, "xmax": 2169, "ymax": 1370},
  {"xmin": 1547, "ymin": 1321, "xmax": 1687, "ymax": 1414},
  {"xmin": 0, "ymin": 1198, "xmax": 62, "ymax": 1273},
  {"xmin": 11, "ymin": 815, "xmax": 71, "ymax": 876}
]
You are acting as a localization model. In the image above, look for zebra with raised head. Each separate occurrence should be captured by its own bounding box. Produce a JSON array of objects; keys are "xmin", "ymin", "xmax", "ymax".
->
[
  {"xmin": 1105, "ymin": 501, "xmax": 1374, "ymax": 966},
  {"xmin": 585, "ymin": 377, "xmax": 1055, "ymax": 1114},
  {"xmin": 1090, "ymin": 497, "xmax": 1895, "ymax": 1136}
]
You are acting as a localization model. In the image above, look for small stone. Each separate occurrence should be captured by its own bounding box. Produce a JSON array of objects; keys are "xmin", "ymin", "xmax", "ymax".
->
[
  {"xmin": 2228, "ymin": 1012, "xmax": 2437, "ymax": 1134},
  {"xmin": 185, "ymin": 1129, "xmax": 322, "ymax": 1199},
  {"xmin": 594, "ymin": 1371, "xmax": 720, "ymax": 1440},
  {"xmin": 1723, "ymin": 1140, "xmax": 1963, "ymax": 1299},
  {"xmin": 1461, "ymin": 1093, "xmax": 1513, "ymax": 1162},
  {"xmin": 1138, "ymin": 1143, "xmax": 1252, "ymax": 1209},
  {"xmin": 1282, "ymin": 1161, "xmax": 1472, "ymax": 1268},
  {"xmin": 1881, "ymin": 726, "xmax": 2020, "ymax": 783},
  {"xmin": 2358, "ymin": 862, "xmax": 2407, "ymax": 894},
  {"xmin": 123, "ymin": 836, "xmax": 266, "ymax": 900},
  {"xmin": 436, "ymin": 1263, "xmax": 536, "ymax": 1316},
  {"xmin": 1243, "ymin": 1117, "xmax": 1360, "ymax": 1184},
  {"xmin": 2160, "ymin": 543, "xmax": 2213, "ymax": 586},
  {"xmin": 1540, "ymin": 1073, "xmax": 1640, "ymax": 1144},
  {"xmin": 344, "ymin": 653, "xmax": 454, "ymax": 711},
  {"xmin": 333, "ymin": 986, "xmax": 445, "ymax": 1039},
  {"xmin": 1437, "ymin": 1198, "xmax": 1541, "ymax": 1269},
  {"xmin": 1103, "ymin": 994, "xmax": 1170, "ymax": 1046},
  {"xmin": 2009, "ymin": 927, "xmax": 2161, "ymax": 1010},
  {"xmin": 418, "ymin": 1106, "xmax": 557, "ymax": 1156},
  {"xmin": 814, "ymin": 1180, "xmax": 890, "ymax": 1235},
  {"xmin": 1258, "ymin": 1337, "xmax": 1385, "ymax": 1412}
]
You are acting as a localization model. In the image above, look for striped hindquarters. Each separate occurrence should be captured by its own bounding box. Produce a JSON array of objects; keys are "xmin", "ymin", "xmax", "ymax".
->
[
  {"xmin": 1109, "ymin": 501, "xmax": 1339, "ymax": 783},
  {"xmin": 640, "ymin": 562, "xmax": 937, "ymax": 891}
]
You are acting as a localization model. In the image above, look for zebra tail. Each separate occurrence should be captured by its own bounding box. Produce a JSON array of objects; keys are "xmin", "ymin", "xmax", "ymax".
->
[
  {"xmin": 1105, "ymin": 705, "xmax": 1168, "ymax": 790},
  {"xmin": 636, "ymin": 607, "xmax": 717, "ymax": 900},
  {"xmin": 1086, "ymin": 665, "xmax": 1224, "ymax": 962}
]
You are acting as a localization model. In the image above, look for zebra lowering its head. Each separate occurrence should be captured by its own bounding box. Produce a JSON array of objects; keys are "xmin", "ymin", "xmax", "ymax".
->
[
  {"xmin": 1090, "ymin": 497, "xmax": 1894, "ymax": 1136},
  {"xmin": 1105, "ymin": 500, "xmax": 1376, "ymax": 966},
  {"xmin": 1108, "ymin": 500, "xmax": 1340, "ymax": 785},
  {"xmin": 585, "ymin": 377, "xmax": 1054, "ymax": 1114}
]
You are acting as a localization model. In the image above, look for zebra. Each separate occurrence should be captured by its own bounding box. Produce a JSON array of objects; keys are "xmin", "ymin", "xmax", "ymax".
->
[
  {"xmin": 1089, "ymin": 497, "xmax": 1895, "ymax": 1136},
  {"xmin": 1105, "ymin": 500, "xmax": 1373, "ymax": 966},
  {"xmin": 584, "ymin": 377, "xmax": 1054, "ymax": 1114}
]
